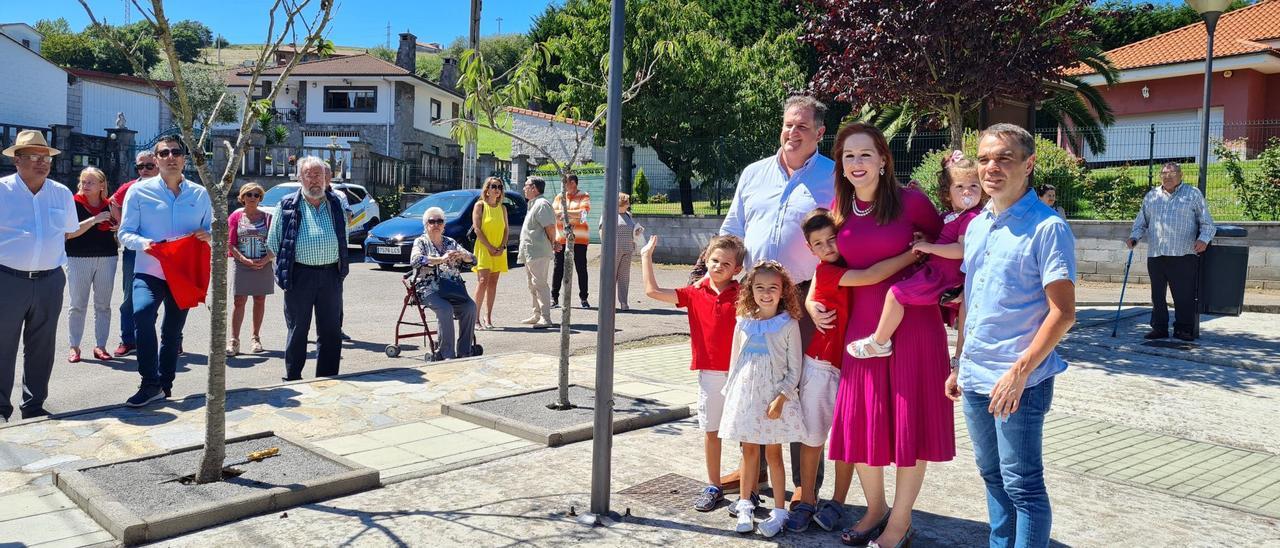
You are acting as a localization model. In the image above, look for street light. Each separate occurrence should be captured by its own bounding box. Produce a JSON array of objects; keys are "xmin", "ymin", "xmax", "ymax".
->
[{"xmin": 1187, "ymin": 0, "xmax": 1231, "ymax": 195}]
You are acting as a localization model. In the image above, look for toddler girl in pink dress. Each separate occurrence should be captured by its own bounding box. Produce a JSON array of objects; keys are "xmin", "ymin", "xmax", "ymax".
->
[{"xmin": 848, "ymin": 151, "xmax": 985, "ymax": 359}]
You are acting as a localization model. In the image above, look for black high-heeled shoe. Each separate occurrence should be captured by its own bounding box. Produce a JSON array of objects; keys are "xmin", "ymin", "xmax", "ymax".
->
[
  {"xmin": 840, "ymin": 510, "xmax": 891, "ymax": 547},
  {"xmin": 869, "ymin": 525, "xmax": 914, "ymax": 548}
]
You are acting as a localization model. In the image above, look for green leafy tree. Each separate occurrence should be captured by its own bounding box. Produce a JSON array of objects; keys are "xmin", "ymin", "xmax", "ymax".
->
[
  {"xmin": 172, "ymin": 20, "xmax": 214, "ymax": 46},
  {"xmin": 149, "ymin": 62, "xmax": 239, "ymax": 125},
  {"xmin": 546, "ymin": 0, "xmax": 805, "ymax": 214},
  {"xmin": 85, "ymin": 21, "xmax": 161, "ymax": 74},
  {"xmin": 1082, "ymin": 167, "xmax": 1147, "ymax": 220},
  {"xmin": 40, "ymin": 32, "xmax": 96, "ymax": 69},
  {"xmin": 444, "ymin": 34, "xmax": 531, "ymax": 85},
  {"xmin": 214, "ymin": 35, "xmax": 230, "ymax": 48},
  {"xmin": 1088, "ymin": 1, "xmax": 1251, "ymax": 52},
  {"xmin": 633, "ymin": 167, "xmax": 649, "ymax": 204},
  {"xmin": 34, "ymin": 18, "xmax": 74, "ymax": 36},
  {"xmin": 170, "ymin": 24, "xmax": 203, "ymax": 62},
  {"xmin": 416, "ymin": 54, "xmax": 443, "ymax": 80},
  {"xmin": 1218, "ymin": 139, "xmax": 1280, "ymax": 220},
  {"xmin": 368, "ymin": 45, "xmax": 395, "ymax": 62}
]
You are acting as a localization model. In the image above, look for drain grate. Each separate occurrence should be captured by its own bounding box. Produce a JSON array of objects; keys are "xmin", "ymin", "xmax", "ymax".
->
[{"xmin": 618, "ymin": 473, "xmax": 705, "ymax": 508}]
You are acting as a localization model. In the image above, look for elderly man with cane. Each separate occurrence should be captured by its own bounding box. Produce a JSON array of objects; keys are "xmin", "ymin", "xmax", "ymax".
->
[{"xmin": 1126, "ymin": 162, "xmax": 1215, "ymax": 342}]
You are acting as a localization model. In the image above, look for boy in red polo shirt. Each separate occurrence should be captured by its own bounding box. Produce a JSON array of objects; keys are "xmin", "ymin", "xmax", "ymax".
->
[
  {"xmin": 641, "ymin": 233, "xmax": 745, "ymax": 513},
  {"xmin": 788, "ymin": 209, "xmax": 920, "ymax": 533}
]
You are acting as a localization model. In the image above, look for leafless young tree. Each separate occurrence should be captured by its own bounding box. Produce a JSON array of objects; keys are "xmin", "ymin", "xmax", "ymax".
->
[{"xmin": 78, "ymin": 0, "xmax": 335, "ymax": 483}]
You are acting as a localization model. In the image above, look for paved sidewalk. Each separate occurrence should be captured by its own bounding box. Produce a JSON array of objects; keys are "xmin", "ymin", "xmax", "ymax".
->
[{"xmin": 2, "ymin": 307, "xmax": 1278, "ymax": 546}]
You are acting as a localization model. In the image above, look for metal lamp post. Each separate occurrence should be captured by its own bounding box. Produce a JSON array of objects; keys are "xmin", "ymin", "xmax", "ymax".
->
[{"xmin": 1187, "ymin": 0, "xmax": 1232, "ymax": 195}]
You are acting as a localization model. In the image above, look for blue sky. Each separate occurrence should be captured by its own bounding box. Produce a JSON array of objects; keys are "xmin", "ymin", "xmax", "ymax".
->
[{"xmin": 1, "ymin": 0, "xmax": 553, "ymax": 48}]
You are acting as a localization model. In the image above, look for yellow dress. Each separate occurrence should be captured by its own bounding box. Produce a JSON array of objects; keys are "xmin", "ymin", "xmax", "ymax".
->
[{"xmin": 474, "ymin": 202, "xmax": 509, "ymax": 272}]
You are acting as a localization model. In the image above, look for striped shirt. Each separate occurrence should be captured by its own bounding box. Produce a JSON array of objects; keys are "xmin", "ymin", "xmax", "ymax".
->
[
  {"xmin": 266, "ymin": 196, "xmax": 340, "ymax": 266},
  {"xmin": 1129, "ymin": 183, "xmax": 1216, "ymax": 258},
  {"xmin": 553, "ymin": 191, "xmax": 591, "ymax": 245}
]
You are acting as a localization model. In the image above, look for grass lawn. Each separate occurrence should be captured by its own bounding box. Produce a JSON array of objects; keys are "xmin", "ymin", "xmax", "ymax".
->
[
  {"xmin": 631, "ymin": 200, "xmax": 726, "ymax": 216},
  {"xmin": 476, "ymin": 114, "xmax": 511, "ymax": 160},
  {"xmin": 1082, "ymin": 160, "xmax": 1253, "ymax": 221}
]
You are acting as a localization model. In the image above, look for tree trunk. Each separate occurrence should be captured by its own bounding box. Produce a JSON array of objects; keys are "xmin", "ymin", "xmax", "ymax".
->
[
  {"xmin": 677, "ymin": 173, "xmax": 694, "ymax": 215},
  {"xmin": 195, "ymin": 159, "xmax": 229, "ymax": 484},
  {"xmin": 947, "ymin": 99, "xmax": 965, "ymax": 151},
  {"xmin": 553, "ymin": 183, "xmax": 574, "ymax": 410}
]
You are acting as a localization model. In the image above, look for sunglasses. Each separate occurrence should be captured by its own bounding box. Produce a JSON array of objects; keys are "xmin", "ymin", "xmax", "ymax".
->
[
  {"xmin": 426, "ymin": 218, "xmax": 445, "ymax": 225},
  {"xmin": 487, "ymin": 185, "xmax": 503, "ymax": 190},
  {"xmin": 136, "ymin": 163, "xmax": 156, "ymax": 170},
  {"xmin": 155, "ymin": 149, "xmax": 185, "ymax": 158},
  {"xmin": 243, "ymin": 192, "xmax": 263, "ymax": 199}
]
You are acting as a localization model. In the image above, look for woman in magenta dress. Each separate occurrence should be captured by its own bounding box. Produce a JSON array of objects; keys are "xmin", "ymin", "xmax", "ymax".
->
[{"xmin": 810, "ymin": 123, "xmax": 954, "ymax": 547}]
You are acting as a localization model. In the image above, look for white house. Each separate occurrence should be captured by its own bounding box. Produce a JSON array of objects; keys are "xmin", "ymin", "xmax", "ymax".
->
[
  {"xmin": 507, "ymin": 106, "xmax": 678, "ymax": 191},
  {"xmin": 0, "ymin": 31, "xmax": 67, "ymax": 130},
  {"xmin": 218, "ymin": 32, "xmax": 463, "ymax": 160},
  {"xmin": 67, "ymin": 69, "xmax": 173, "ymax": 143},
  {"xmin": 0, "ymin": 22, "xmax": 42, "ymax": 53}
]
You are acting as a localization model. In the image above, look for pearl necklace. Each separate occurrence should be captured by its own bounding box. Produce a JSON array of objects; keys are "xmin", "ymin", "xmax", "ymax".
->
[{"xmin": 852, "ymin": 198, "xmax": 873, "ymax": 217}]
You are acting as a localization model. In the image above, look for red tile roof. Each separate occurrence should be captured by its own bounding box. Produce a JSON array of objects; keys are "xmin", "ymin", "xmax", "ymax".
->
[
  {"xmin": 224, "ymin": 53, "xmax": 461, "ymax": 97},
  {"xmin": 506, "ymin": 107, "xmax": 592, "ymax": 128},
  {"xmin": 1066, "ymin": 0, "xmax": 1280, "ymax": 76}
]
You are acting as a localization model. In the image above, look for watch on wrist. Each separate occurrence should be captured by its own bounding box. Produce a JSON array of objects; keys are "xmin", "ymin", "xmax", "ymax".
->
[{"xmin": 949, "ymin": 356, "xmax": 959, "ymax": 369}]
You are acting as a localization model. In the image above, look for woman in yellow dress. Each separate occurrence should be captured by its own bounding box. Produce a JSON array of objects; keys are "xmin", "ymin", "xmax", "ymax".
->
[{"xmin": 471, "ymin": 177, "xmax": 509, "ymax": 329}]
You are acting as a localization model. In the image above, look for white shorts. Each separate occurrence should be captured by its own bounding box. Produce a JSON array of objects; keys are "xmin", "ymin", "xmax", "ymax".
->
[
  {"xmin": 697, "ymin": 370, "xmax": 729, "ymax": 432},
  {"xmin": 799, "ymin": 356, "xmax": 840, "ymax": 447}
]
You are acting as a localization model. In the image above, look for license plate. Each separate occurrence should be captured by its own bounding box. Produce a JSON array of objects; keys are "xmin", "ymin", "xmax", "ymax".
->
[{"xmin": 376, "ymin": 246, "xmax": 401, "ymax": 255}]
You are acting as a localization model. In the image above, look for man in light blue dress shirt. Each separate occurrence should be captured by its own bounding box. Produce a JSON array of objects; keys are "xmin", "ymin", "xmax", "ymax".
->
[
  {"xmin": 117, "ymin": 136, "xmax": 213, "ymax": 408},
  {"xmin": 949, "ymin": 124, "xmax": 1077, "ymax": 548},
  {"xmin": 718, "ymin": 95, "xmax": 835, "ymax": 523}
]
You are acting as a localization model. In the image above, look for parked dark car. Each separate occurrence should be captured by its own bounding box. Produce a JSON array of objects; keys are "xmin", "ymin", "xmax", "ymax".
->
[{"xmin": 363, "ymin": 189, "xmax": 527, "ymax": 268}]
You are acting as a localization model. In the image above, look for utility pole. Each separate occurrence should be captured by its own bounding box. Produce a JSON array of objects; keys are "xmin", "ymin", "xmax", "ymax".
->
[
  {"xmin": 463, "ymin": 0, "xmax": 482, "ymax": 188},
  {"xmin": 496, "ymin": 17, "xmax": 503, "ymax": 35},
  {"xmin": 385, "ymin": 22, "xmax": 391, "ymax": 49}
]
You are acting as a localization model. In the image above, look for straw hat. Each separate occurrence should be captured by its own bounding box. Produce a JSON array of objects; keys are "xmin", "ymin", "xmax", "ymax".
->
[{"xmin": 2, "ymin": 130, "xmax": 61, "ymax": 158}]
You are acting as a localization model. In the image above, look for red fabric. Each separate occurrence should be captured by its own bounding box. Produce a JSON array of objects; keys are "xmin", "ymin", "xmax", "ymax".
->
[
  {"xmin": 146, "ymin": 235, "xmax": 211, "ymax": 310},
  {"xmin": 804, "ymin": 262, "xmax": 849, "ymax": 368},
  {"xmin": 109, "ymin": 179, "xmax": 137, "ymax": 208},
  {"xmin": 674, "ymin": 278, "xmax": 739, "ymax": 372},
  {"xmin": 73, "ymin": 194, "xmax": 113, "ymax": 231}
]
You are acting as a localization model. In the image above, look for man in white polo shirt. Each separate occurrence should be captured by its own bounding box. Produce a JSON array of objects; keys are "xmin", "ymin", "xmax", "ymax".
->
[{"xmin": 0, "ymin": 130, "xmax": 79, "ymax": 421}]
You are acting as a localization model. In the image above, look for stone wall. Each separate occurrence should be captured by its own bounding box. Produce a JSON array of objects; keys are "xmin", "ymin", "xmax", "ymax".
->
[
  {"xmin": 636, "ymin": 215, "xmax": 1280, "ymax": 289},
  {"xmin": 510, "ymin": 111, "xmax": 594, "ymax": 165}
]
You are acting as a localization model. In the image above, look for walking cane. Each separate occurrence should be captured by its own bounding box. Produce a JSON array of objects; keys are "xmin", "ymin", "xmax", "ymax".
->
[{"xmin": 1112, "ymin": 248, "xmax": 1135, "ymax": 338}]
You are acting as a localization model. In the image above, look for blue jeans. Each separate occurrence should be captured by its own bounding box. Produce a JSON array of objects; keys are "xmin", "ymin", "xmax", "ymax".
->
[
  {"xmin": 962, "ymin": 377, "xmax": 1055, "ymax": 548},
  {"xmin": 132, "ymin": 274, "xmax": 189, "ymax": 390},
  {"xmin": 119, "ymin": 249, "xmax": 136, "ymax": 345}
]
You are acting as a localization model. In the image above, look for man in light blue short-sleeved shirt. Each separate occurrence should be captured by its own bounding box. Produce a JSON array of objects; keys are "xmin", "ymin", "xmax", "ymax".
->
[{"xmin": 950, "ymin": 124, "xmax": 1077, "ymax": 548}]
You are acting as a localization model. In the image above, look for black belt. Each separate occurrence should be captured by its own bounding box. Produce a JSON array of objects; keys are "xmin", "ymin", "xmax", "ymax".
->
[
  {"xmin": 0, "ymin": 264, "xmax": 59, "ymax": 279},
  {"xmin": 295, "ymin": 262, "xmax": 338, "ymax": 270}
]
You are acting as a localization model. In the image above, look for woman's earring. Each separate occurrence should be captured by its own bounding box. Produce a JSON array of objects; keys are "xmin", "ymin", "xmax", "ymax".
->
[{"xmin": 879, "ymin": 167, "xmax": 885, "ymax": 176}]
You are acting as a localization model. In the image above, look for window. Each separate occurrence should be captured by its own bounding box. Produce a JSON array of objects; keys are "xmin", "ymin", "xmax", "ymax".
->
[
  {"xmin": 253, "ymin": 81, "xmax": 272, "ymax": 100},
  {"xmin": 430, "ymin": 99, "xmax": 442, "ymax": 122},
  {"xmin": 346, "ymin": 186, "xmax": 367, "ymax": 201},
  {"xmin": 21, "ymin": 39, "xmax": 31, "ymax": 49},
  {"xmin": 451, "ymin": 102, "xmax": 460, "ymax": 120},
  {"xmin": 324, "ymin": 86, "xmax": 377, "ymax": 112}
]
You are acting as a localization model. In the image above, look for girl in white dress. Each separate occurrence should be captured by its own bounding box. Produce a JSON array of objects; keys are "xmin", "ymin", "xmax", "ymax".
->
[{"xmin": 719, "ymin": 260, "xmax": 806, "ymax": 537}]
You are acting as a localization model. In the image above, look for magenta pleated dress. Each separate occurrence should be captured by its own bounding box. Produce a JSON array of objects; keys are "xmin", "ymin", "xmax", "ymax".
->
[{"xmin": 827, "ymin": 189, "xmax": 956, "ymax": 467}]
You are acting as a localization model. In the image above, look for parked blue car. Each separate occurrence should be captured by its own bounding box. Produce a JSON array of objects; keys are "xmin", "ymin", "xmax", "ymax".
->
[{"xmin": 363, "ymin": 189, "xmax": 528, "ymax": 268}]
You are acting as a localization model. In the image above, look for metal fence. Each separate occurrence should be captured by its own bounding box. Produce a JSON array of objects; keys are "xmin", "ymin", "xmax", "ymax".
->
[{"xmin": 628, "ymin": 121, "xmax": 1280, "ymax": 221}]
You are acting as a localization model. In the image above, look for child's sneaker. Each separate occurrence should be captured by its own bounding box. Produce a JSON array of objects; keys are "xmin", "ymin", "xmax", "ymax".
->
[
  {"xmin": 727, "ymin": 491, "xmax": 762, "ymax": 517},
  {"xmin": 785, "ymin": 502, "xmax": 815, "ymax": 532},
  {"xmin": 813, "ymin": 500, "xmax": 845, "ymax": 532},
  {"xmin": 848, "ymin": 336, "xmax": 893, "ymax": 359},
  {"xmin": 692, "ymin": 485, "xmax": 723, "ymax": 512},
  {"xmin": 758, "ymin": 508, "xmax": 789, "ymax": 538},
  {"xmin": 734, "ymin": 499, "xmax": 756, "ymax": 533}
]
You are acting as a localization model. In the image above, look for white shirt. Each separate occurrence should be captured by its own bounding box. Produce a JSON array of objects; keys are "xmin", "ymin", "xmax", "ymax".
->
[
  {"xmin": 118, "ymin": 176, "xmax": 213, "ymax": 280},
  {"xmin": 0, "ymin": 173, "xmax": 78, "ymax": 271}
]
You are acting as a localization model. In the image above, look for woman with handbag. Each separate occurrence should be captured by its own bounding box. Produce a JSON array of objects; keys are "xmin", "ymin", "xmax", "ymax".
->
[{"xmin": 410, "ymin": 206, "xmax": 478, "ymax": 359}]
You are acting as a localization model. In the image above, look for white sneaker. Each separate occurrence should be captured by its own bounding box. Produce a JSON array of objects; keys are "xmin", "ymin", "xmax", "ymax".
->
[
  {"xmin": 533, "ymin": 320, "xmax": 555, "ymax": 329},
  {"xmin": 758, "ymin": 508, "xmax": 788, "ymax": 538},
  {"xmin": 848, "ymin": 336, "xmax": 893, "ymax": 359},
  {"xmin": 734, "ymin": 500, "xmax": 755, "ymax": 533},
  {"xmin": 520, "ymin": 315, "xmax": 541, "ymax": 325}
]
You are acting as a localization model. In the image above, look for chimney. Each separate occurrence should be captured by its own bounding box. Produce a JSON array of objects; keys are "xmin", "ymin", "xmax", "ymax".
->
[
  {"xmin": 440, "ymin": 58, "xmax": 459, "ymax": 92},
  {"xmin": 396, "ymin": 32, "xmax": 416, "ymax": 73}
]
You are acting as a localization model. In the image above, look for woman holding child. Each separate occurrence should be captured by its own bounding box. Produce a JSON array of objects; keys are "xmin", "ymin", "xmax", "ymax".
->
[{"xmin": 810, "ymin": 123, "xmax": 955, "ymax": 548}]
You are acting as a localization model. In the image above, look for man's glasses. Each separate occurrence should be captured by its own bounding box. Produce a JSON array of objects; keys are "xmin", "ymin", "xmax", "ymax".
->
[
  {"xmin": 155, "ymin": 149, "xmax": 185, "ymax": 158},
  {"xmin": 243, "ymin": 192, "xmax": 263, "ymax": 199},
  {"xmin": 16, "ymin": 154, "xmax": 52, "ymax": 164},
  {"xmin": 426, "ymin": 218, "xmax": 445, "ymax": 225},
  {"xmin": 136, "ymin": 163, "xmax": 156, "ymax": 170}
]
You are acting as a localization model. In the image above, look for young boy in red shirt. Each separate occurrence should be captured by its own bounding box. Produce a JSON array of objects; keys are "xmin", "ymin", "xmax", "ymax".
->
[
  {"xmin": 788, "ymin": 209, "xmax": 918, "ymax": 533},
  {"xmin": 641, "ymin": 233, "xmax": 746, "ymax": 513}
]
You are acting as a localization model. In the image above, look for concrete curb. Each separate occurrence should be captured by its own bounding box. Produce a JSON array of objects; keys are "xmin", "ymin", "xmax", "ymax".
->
[
  {"xmin": 54, "ymin": 431, "xmax": 380, "ymax": 546},
  {"xmin": 1076, "ymin": 301, "xmax": 1280, "ymax": 314},
  {"xmin": 441, "ymin": 384, "xmax": 691, "ymax": 447}
]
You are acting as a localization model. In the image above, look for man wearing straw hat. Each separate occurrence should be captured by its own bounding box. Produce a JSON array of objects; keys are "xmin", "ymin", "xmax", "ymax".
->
[{"xmin": 0, "ymin": 130, "xmax": 79, "ymax": 421}]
